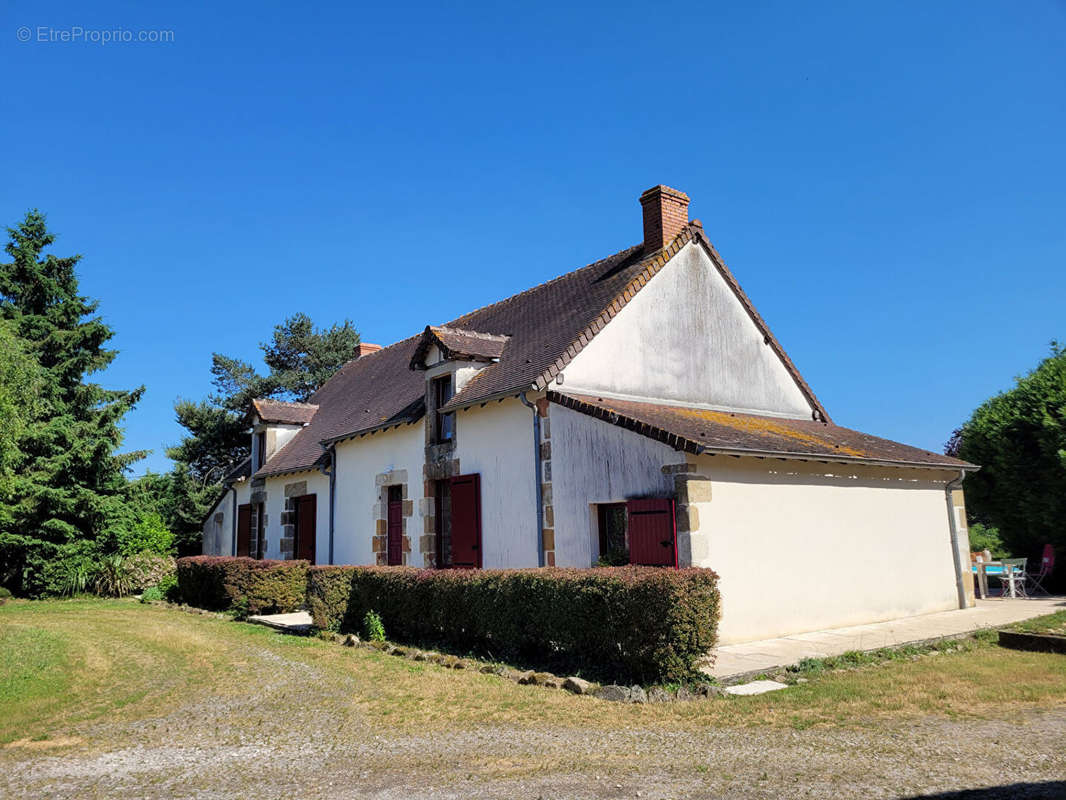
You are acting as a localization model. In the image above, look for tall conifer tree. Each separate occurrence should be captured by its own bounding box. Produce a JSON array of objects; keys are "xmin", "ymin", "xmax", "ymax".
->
[{"xmin": 0, "ymin": 210, "xmax": 145, "ymax": 550}]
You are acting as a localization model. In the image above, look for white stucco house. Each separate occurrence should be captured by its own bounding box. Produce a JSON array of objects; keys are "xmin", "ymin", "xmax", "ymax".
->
[{"xmin": 202, "ymin": 185, "xmax": 977, "ymax": 644}]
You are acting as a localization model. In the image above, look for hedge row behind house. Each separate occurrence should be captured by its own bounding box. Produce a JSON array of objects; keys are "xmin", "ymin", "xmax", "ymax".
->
[
  {"xmin": 307, "ymin": 565, "xmax": 720, "ymax": 684},
  {"xmin": 176, "ymin": 556, "xmax": 308, "ymax": 614}
]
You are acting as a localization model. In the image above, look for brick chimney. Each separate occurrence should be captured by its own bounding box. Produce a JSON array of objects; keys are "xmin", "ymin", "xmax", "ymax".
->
[
  {"xmin": 354, "ymin": 342, "xmax": 382, "ymax": 358},
  {"xmin": 640, "ymin": 185, "xmax": 689, "ymax": 254}
]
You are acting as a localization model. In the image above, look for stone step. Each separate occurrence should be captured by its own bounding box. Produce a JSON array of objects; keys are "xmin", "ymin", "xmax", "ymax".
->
[{"xmin": 247, "ymin": 611, "xmax": 313, "ymax": 633}]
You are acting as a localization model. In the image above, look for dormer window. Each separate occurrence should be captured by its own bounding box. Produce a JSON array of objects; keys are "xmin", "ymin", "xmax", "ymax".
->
[
  {"xmin": 432, "ymin": 375, "xmax": 454, "ymax": 443},
  {"xmin": 256, "ymin": 431, "xmax": 267, "ymax": 469}
]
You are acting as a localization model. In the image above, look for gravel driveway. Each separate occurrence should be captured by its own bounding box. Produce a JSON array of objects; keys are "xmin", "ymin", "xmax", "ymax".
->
[{"xmin": 3, "ymin": 643, "xmax": 1064, "ymax": 800}]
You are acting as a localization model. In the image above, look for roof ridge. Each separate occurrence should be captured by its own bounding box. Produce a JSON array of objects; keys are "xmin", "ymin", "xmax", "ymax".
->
[
  {"xmin": 253, "ymin": 398, "xmax": 319, "ymax": 408},
  {"xmin": 429, "ymin": 325, "xmax": 510, "ymax": 341},
  {"xmin": 445, "ymin": 242, "xmax": 644, "ymax": 331}
]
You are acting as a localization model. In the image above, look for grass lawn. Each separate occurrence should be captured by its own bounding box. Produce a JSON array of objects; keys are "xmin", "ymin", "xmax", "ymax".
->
[
  {"xmin": 1007, "ymin": 609, "xmax": 1066, "ymax": 636},
  {"xmin": 2, "ymin": 598, "xmax": 1065, "ymax": 799}
]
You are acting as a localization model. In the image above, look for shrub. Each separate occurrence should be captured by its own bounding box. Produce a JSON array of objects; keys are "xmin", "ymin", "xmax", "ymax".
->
[
  {"xmin": 124, "ymin": 551, "xmax": 176, "ymax": 592},
  {"xmin": 117, "ymin": 511, "xmax": 175, "ymax": 557},
  {"xmin": 0, "ymin": 535, "xmax": 102, "ymax": 598},
  {"xmin": 158, "ymin": 572, "xmax": 179, "ymax": 602},
  {"xmin": 307, "ymin": 566, "xmax": 720, "ymax": 684},
  {"xmin": 363, "ymin": 610, "xmax": 386, "ymax": 642},
  {"xmin": 176, "ymin": 556, "xmax": 309, "ymax": 615},
  {"xmin": 94, "ymin": 554, "xmax": 135, "ymax": 597},
  {"xmin": 140, "ymin": 585, "xmax": 164, "ymax": 603}
]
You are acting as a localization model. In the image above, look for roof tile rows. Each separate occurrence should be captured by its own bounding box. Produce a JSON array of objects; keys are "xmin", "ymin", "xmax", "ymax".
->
[
  {"xmin": 251, "ymin": 398, "xmax": 319, "ymax": 426},
  {"xmin": 550, "ymin": 392, "xmax": 974, "ymax": 470}
]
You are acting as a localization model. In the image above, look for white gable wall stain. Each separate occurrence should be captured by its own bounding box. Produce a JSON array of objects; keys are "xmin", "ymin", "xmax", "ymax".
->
[
  {"xmin": 558, "ymin": 242, "xmax": 815, "ymax": 419},
  {"xmin": 549, "ymin": 403, "xmax": 680, "ymax": 567}
]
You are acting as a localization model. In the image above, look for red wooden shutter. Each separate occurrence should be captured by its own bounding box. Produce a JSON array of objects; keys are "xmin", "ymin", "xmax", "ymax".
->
[
  {"xmin": 386, "ymin": 486, "xmax": 403, "ymax": 566},
  {"xmin": 295, "ymin": 495, "xmax": 316, "ymax": 564},
  {"xmin": 236, "ymin": 504, "xmax": 252, "ymax": 557},
  {"xmin": 449, "ymin": 474, "xmax": 482, "ymax": 568},
  {"xmin": 626, "ymin": 498, "xmax": 677, "ymax": 567}
]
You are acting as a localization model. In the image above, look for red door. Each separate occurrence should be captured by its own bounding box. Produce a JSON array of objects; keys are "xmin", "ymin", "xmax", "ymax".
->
[
  {"xmin": 236, "ymin": 504, "xmax": 252, "ymax": 557},
  {"xmin": 449, "ymin": 474, "xmax": 482, "ymax": 568},
  {"xmin": 295, "ymin": 495, "xmax": 316, "ymax": 563},
  {"xmin": 386, "ymin": 486, "xmax": 403, "ymax": 566},
  {"xmin": 626, "ymin": 498, "xmax": 677, "ymax": 567}
]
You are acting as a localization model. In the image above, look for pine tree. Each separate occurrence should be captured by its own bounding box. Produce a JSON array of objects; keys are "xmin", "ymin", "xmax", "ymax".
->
[
  {"xmin": 0, "ymin": 210, "xmax": 145, "ymax": 554},
  {"xmin": 165, "ymin": 313, "xmax": 358, "ymax": 551}
]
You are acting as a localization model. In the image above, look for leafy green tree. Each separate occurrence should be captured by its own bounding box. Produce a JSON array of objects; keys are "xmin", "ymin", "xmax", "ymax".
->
[
  {"xmin": 164, "ymin": 313, "xmax": 359, "ymax": 551},
  {"xmin": 0, "ymin": 210, "xmax": 145, "ymax": 594},
  {"xmin": 950, "ymin": 342, "xmax": 1066, "ymax": 561}
]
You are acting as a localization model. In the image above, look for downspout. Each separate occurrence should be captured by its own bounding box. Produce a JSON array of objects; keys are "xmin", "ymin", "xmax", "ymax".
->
[
  {"xmin": 318, "ymin": 446, "xmax": 336, "ymax": 565},
  {"xmin": 519, "ymin": 392, "xmax": 545, "ymax": 567},
  {"xmin": 945, "ymin": 470, "xmax": 968, "ymax": 610},
  {"xmin": 230, "ymin": 486, "xmax": 238, "ymax": 556}
]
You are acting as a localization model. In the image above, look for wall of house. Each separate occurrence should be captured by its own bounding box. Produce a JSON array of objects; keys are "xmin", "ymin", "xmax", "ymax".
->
[
  {"xmin": 454, "ymin": 398, "xmax": 540, "ymax": 568},
  {"xmin": 689, "ymin": 455, "xmax": 967, "ymax": 644},
  {"xmin": 556, "ymin": 241, "xmax": 816, "ymax": 419},
  {"xmin": 547, "ymin": 403, "xmax": 682, "ymax": 567},
  {"xmin": 260, "ymin": 470, "xmax": 330, "ymax": 562},
  {"xmin": 201, "ymin": 480, "xmax": 251, "ymax": 556},
  {"xmin": 332, "ymin": 423, "xmax": 425, "ymax": 567}
]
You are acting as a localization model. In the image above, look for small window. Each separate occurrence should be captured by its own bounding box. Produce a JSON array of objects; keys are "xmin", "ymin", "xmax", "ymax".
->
[
  {"xmin": 256, "ymin": 431, "xmax": 267, "ymax": 469},
  {"xmin": 432, "ymin": 375, "xmax": 455, "ymax": 443},
  {"xmin": 597, "ymin": 503, "xmax": 629, "ymax": 565}
]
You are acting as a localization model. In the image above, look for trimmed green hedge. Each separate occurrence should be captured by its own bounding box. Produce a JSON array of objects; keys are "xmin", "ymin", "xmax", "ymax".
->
[
  {"xmin": 176, "ymin": 556, "xmax": 308, "ymax": 614},
  {"xmin": 307, "ymin": 566, "xmax": 720, "ymax": 684}
]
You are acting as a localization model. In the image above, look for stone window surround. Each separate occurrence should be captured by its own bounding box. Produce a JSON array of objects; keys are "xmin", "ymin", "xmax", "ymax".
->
[
  {"xmin": 373, "ymin": 470, "xmax": 413, "ymax": 565},
  {"xmin": 249, "ymin": 483, "xmax": 268, "ymax": 559},
  {"xmin": 280, "ymin": 480, "xmax": 309, "ymax": 560}
]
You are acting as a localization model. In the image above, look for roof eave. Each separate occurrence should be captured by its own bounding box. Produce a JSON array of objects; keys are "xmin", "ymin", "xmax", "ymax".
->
[
  {"xmin": 692, "ymin": 443, "xmax": 979, "ymax": 473},
  {"xmin": 320, "ymin": 415, "xmax": 423, "ymax": 448}
]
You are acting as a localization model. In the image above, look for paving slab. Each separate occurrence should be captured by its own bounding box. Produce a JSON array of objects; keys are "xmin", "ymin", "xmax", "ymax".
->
[
  {"xmin": 708, "ymin": 597, "xmax": 1065, "ymax": 680},
  {"xmin": 247, "ymin": 611, "xmax": 313, "ymax": 632},
  {"xmin": 723, "ymin": 680, "xmax": 789, "ymax": 696}
]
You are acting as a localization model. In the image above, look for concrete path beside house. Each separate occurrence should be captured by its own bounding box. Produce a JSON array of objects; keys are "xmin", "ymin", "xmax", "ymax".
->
[{"xmin": 708, "ymin": 597, "xmax": 1065, "ymax": 680}]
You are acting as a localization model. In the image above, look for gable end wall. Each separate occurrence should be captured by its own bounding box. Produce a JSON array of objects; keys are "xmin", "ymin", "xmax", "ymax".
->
[{"xmin": 557, "ymin": 241, "xmax": 816, "ymax": 419}]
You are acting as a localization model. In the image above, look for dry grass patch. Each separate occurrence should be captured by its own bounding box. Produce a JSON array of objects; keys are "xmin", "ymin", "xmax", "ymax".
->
[{"xmin": 2, "ymin": 598, "xmax": 1066, "ymax": 745}]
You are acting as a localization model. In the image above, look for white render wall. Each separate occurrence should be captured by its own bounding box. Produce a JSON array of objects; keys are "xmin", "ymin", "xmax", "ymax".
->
[
  {"xmin": 690, "ymin": 456, "xmax": 963, "ymax": 644},
  {"xmin": 454, "ymin": 399, "xmax": 539, "ymax": 568},
  {"xmin": 261, "ymin": 469, "xmax": 330, "ymax": 561},
  {"xmin": 201, "ymin": 479, "xmax": 251, "ymax": 556},
  {"xmin": 332, "ymin": 422, "xmax": 425, "ymax": 566},
  {"xmin": 548, "ymin": 404, "xmax": 682, "ymax": 566},
  {"xmin": 557, "ymin": 241, "xmax": 815, "ymax": 419}
]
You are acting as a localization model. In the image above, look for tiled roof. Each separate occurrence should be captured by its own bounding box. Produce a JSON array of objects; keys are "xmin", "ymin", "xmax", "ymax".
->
[
  {"xmin": 253, "ymin": 223, "xmax": 832, "ymax": 478},
  {"xmin": 253, "ymin": 337, "xmax": 425, "ymax": 478},
  {"xmin": 251, "ymin": 398, "xmax": 319, "ymax": 425},
  {"xmin": 409, "ymin": 326, "xmax": 510, "ymax": 370},
  {"xmin": 550, "ymin": 392, "xmax": 975, "ymax": 470}
]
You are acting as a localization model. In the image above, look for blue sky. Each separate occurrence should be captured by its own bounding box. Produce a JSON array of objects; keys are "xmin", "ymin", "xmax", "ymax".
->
[{"xmin": 2, "ymin": 1, "xmax": 1064, "ymax": 475}]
